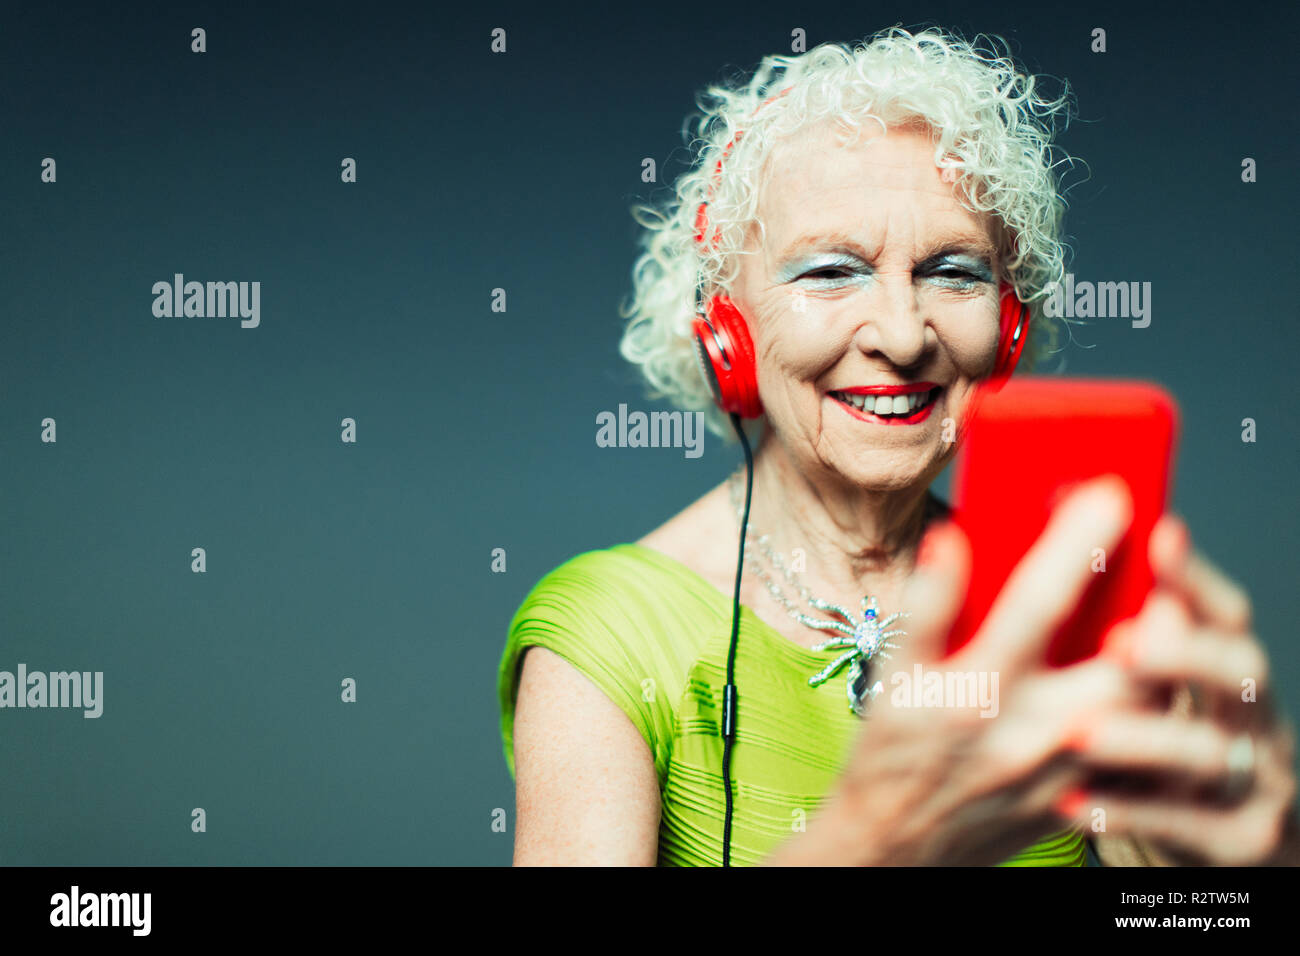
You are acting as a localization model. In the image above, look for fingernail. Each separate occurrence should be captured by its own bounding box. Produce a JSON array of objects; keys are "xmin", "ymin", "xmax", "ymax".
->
[
  {"xmin": 1077, "ymin": 475, "xmax": 1132, "ymax": 529},
  {"xmin": 1055, "ymin": 787, "xmax": 1089, "ymax": 820},
  {"xmin": 1062, "ymin": 714, "xmax": 1094, "ymax": 752},
  {"xmin": 1103, "ymin": 622, "xmax": 1139, "ymax": 668},
  {"xmin": 917, "ymin": 522, "xmax": 951, "ymax": 567}
]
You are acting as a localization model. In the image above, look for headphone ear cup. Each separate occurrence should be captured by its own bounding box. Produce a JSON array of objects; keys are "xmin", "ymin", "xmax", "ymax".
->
[
  {"xmin": 690, "ymin": 321, "xmax": 726, "ymax": 406},
  {"xmin": 992, "ymin": 281, "xmax": 1030, "ymax": 386},
  {"xmin": 690, "ymin": 295, "xmax": 764, "ymax": 419}
]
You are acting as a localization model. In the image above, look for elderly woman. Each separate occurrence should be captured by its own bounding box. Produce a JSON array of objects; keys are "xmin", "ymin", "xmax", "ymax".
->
[{"xmin": 497, "ymin": 26, "xmax": 1298, "ymax": 866}]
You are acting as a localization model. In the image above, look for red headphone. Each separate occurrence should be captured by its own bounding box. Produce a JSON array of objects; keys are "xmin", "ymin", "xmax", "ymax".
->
[
  {"xmin": 688, "ymin": 89, "xmax": 1030, "ymax": 417},
  {"xmin": 690, "ymin": 283, "xmax": 1031, "ymax": 419}
]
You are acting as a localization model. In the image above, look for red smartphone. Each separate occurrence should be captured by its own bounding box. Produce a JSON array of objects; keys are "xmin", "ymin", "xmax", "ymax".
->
[{"xmin": 945, "ymin": 377, "xmax": 1180, "ymax": 666}]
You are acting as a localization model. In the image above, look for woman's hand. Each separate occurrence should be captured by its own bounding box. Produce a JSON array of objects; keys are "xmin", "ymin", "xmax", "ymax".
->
[
  {"xmin": 784, "ymin": 476, "xmax": 1151, "ymax": 865},
  {"xmin": 1056, "ymin": 518, "xmax": 1299, "ymax": 865}
]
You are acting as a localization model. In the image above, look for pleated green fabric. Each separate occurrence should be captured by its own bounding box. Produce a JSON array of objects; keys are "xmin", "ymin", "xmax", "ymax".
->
[{"xmin": 498, "ymin": 543, "xmax": 1085, "ymax": 867}]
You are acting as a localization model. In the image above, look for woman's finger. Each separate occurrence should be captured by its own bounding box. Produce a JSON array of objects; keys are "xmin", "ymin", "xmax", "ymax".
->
[
  {"xmin": 896, "ymin": 520, "xmax": 972, "ymax": 668},
  {"xmin": 1147, "ymin": 513, "xmax": 1189, "ymax": 585},
  {"xmin": 973, "ymin": 475, "xmax": 1132, "ymax": 679},
  {"xmin": 1057, "ymin": 789, "xmax": 1293, "ymax": 866},
  {"xmin": 965, "ymin": 655, "xmax": 1144, "ymax": 780},
  {"xmin": 1132, "ymin": 625, "xmax": 1272, "ymax": 718},
  {"xmin": 1108, "ymin": 591, "xmax": 1274, "ymax": 730},
  {"xmin": 1180, "ymin": 550, "xmax": 1254, "ymax": 632},
  {"xmin": 1149, "ymin": 516, "xmax": 1253, "ymax": 632},
  {"xmin": 1067, "ymin": 711, "xmax": 1253, "ymax": 790}
]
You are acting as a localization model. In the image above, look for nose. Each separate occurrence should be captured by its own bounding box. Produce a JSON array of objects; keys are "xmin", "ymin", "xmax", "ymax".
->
[{"xmin": 850, "ymin": 276, "xmax": 928, "ymax": 368}]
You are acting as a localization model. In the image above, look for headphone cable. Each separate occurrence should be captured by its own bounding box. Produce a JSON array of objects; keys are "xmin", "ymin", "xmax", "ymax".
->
[{"xmin": 722, "ymin": 411, "xmax": 754, "ymax": 867}]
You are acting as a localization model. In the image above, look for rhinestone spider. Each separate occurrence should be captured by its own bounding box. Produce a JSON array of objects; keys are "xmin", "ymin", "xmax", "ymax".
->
[{"xmin": 805, "ymin": 596, "xmax": 909, "ymax": 716}]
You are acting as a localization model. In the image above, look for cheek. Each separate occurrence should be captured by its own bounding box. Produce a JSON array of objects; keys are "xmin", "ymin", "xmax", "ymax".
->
[
  {"xmin": 940, "ymin": 315, "xmax": 1000, "ymax": 426},
  {"xmin": 943, "ymin": 316, "xmax": 1001, "ymax": 376},
  {"xmin": 943, "ymin": 382, "xmax": 980, "ymax": 428},
  {"xmin": 752, "ymin": 300, "xmax": 839, "ymax": 382}
]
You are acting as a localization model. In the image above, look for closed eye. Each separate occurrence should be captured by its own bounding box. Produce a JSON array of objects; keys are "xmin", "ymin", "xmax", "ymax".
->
[
  {"xmin": 800, "ymin": 267, "xmax": 855, "ymax": 280},
  {"xmin": 929, "ymin": 267, "xmax": 992, "ymax": 288},
  {"xmin": 792, "ymin": 264, "xmax": 990, "ymax": 284}
]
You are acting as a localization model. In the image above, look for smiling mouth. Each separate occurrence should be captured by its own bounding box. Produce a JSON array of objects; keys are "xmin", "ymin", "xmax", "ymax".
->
[{"xmin": 828, "ymin": 386, "xmax": 941, "ymax": 424}]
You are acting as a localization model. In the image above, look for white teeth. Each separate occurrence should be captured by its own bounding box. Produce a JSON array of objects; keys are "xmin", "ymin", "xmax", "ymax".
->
[{"xmin": 834, "ymin": 389, "xmax": 936, "ymax": 416}]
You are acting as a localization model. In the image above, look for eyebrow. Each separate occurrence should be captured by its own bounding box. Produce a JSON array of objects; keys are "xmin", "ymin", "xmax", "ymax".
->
[{"xmin": 774, "ymin": 231, "xmax": 998, "ymax": 263}]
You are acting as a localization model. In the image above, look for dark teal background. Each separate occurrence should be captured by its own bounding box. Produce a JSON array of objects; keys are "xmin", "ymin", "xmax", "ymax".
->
[{"xmin": 2, "ymin": 0, "xmax": 1296, "ymax": 864}]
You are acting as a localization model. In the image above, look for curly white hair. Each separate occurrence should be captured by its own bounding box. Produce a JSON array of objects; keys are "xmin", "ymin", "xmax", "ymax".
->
[{"xmin": 618, "ymin": 24, "xmax": 1081, "ymax": 441}]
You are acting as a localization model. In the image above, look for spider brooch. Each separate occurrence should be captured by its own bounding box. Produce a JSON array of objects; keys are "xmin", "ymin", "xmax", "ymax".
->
[{"xmin": 804, "ymin": 596, "xmax": 909, "ymax": 717}]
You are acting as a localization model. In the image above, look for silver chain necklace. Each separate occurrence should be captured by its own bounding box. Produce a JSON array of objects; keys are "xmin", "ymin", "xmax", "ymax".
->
[{"xmin": 727, "ymin": 467, "xmax": 913, "ymax": 717}]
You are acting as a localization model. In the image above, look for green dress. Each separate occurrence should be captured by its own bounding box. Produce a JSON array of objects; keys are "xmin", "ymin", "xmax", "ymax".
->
[{"xmin": 498, "ymin": 542, "xmax": 1086, "ymax": 866}]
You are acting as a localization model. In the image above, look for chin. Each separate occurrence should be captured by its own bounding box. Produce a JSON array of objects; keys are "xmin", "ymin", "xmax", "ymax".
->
[{"xmin": 827, "ymin": 452, "xmax": 941, "ymax": 494}]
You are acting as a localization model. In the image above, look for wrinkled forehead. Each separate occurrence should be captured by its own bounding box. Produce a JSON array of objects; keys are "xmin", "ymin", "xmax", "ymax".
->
[{"xmin": 747, "ymin": 116, "xmax": 1001, "ymax": 255}]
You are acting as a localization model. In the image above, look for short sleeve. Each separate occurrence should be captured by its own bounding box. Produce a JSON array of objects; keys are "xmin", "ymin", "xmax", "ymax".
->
[{"xmin": 497, "ymin": 548, "xmax": 681, "ymax": 785}]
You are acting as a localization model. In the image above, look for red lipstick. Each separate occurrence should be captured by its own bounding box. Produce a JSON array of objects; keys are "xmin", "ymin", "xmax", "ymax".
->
[{"xmin": 832, "ymin": 382, "xmax": 938, "ymax": 395}]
